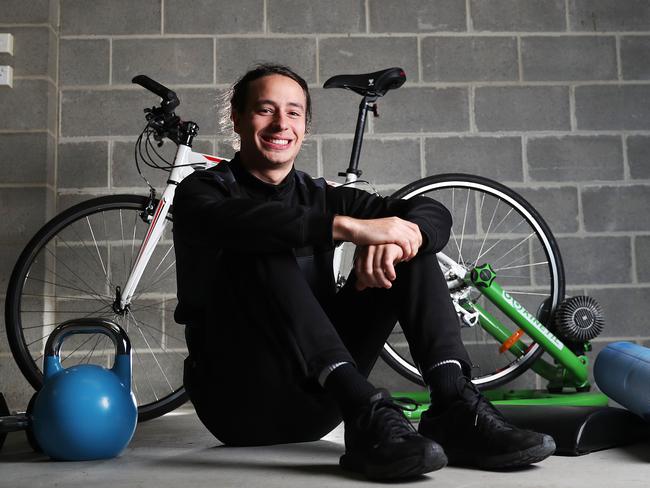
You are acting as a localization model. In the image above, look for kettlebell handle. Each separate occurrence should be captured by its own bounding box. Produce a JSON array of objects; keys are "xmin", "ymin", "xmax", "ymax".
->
[
  {"xmin": 43, "ymin": 318, "xmax": 132, "ymax": 388},
  {"xmin": 45, "ymin": 318, "xmax": 131, "ymax": 357}
]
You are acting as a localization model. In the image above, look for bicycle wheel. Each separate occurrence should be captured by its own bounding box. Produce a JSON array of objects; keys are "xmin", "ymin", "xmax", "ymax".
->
[
  {"xmin": 381, "ymin": 174, "xmax": 565, "ymax": 389},
  {"xmin": 5, "ymin": 194, "xmax": 187, "ymax": 421}
]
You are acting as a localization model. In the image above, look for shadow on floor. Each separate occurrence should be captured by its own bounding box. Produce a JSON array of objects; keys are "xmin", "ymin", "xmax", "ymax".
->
[{"xmin": 616, "ymin": 441, "xmax": 650, "ymax": 463}]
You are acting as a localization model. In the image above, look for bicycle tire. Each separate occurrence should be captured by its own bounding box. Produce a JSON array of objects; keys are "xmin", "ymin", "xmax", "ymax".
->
[
  {"xmin": 5, "ymin": 194, "xmax": 187, "ymax": 421},
  {"xmin": 380, "ymin": 174, "xmax": 565, "ymax": 389}
]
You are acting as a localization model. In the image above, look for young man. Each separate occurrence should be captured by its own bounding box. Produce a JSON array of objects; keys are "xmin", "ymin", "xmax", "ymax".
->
[{"xmin": 173, "ymin": 64, "xmax": 555, "ymax": 481}]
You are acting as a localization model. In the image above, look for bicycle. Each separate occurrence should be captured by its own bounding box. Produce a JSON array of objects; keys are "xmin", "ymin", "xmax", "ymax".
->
[{"xmin": 5, "ymin": 68, "xmax": 599, "ymax": 422}]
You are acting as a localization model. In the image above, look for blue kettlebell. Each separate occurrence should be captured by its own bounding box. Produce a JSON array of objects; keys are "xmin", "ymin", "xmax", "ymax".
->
[{"xmin": 31, "ymin": 318, "xmax": 138, "ymax": 461}]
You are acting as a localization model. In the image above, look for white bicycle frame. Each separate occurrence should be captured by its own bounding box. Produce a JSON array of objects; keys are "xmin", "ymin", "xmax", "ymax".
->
[{"xmin": 118, "ymin": 144, "xmax": 223, "ymax": 310}]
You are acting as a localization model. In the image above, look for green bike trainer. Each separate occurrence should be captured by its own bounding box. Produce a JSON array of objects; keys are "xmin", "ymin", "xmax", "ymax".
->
[{"xmin": 393, "ymin": 389, "xmax": 609, "ymax": 422}]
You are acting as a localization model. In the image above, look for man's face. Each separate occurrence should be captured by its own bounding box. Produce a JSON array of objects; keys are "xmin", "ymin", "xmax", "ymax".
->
[{"xmin": 232, "ymin": 74, "xmax": 307, "ymax": 172}]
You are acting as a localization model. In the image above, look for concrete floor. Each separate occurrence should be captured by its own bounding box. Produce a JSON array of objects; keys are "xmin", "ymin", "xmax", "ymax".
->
[{"xmin": 1, "ymin": 403, "xmax": 649, "ymax": 488}]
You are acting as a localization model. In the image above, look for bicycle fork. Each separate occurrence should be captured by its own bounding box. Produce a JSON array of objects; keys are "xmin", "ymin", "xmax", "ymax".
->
[{"xmin": 117, "ymin": 146, "xmax": 193, "ymax": 312}]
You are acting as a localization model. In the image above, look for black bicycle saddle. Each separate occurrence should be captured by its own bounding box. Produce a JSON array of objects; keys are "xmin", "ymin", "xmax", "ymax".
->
[{"xmin": 323, "ymin": 67, "xmax": 406, "ymax": 98}]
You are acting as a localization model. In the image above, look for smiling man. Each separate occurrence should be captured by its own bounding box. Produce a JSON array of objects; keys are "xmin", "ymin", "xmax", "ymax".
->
[{"xmin": 172, "ymin": 64, "xmax": 555, "ymax": 481}]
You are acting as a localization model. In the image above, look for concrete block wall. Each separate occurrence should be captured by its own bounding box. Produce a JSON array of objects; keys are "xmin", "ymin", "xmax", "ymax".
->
[
  {"xmin": 0, "ymin": 0, "xmax": 59, "ymax": 407},
  {"xmin": 2, "ymin": 0, "xmax": 650, "ymax": 403}
]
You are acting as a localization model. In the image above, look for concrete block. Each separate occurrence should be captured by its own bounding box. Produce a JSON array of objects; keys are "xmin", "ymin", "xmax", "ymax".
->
[
  {"xmin": 369, "ymin": 0, "xmax": 466, "ymax": 32},
  {"xmin": 58, "ymin": 141, "xmax": 108, "ymax": 188},
  {"xmin": 215, "ymin": 38, "xmax": 317, "ymax": 84},
  {"xmin": 475, "ymin": 86, "xmax": 570, "ymax": 131},
  {"xmin": 0, "ymin": 244, "xmax": 22, "ymax": 292},
  {"xmin": 322, "ymin": 137, "xmax": 421, "ymax": 185},
  {"xmin": 47, "ymin": 28, "xmax": 57, "ymax": 80},
  {"xmin": 527, "ymin": 136, "xmax": 623, "ymax": 181},
  {"xmin": 47, "ymin": 133, "xmax": 56, "ymax": 187},
  {"xmin": 621, "ymin": 36, "xmax": 650, "ymax": 80},
  {"xmin": 269, "ymin": 0, "xmax": 364, "ymax": 33},
  {"xmin": 422, "ymin": 36, "xmax": 517, "ymax": 82},
  {"xmin": 0, "ymin": 133, "xmax": 50, "ymax": 184},
  {"xmin": 215, "ymin": 140, "xmax": 237, "ymax": 160},
  {"xmin": 164, "ymin": 0, "xmax": 263, "ymax": 34},
  {"xmin": 112, "ymin": 139, "xmax": 213, "ymax": 190},
  {"xmin": 512, "ymin": 186, "xmax": 579, "ymax": 233},
  {"xmin": 51, "ymin": 243, "xmax": 112, "ymax": 298},
  {"xmin": 569, "ymin": 0, "xmax": 650, "ymax": 32},
  {"xmin": 113, "ymin": 38, "xmax": 213, "ymax": 85},
  {"xmin": 319, "ymin": 37, "xmax": 418, "ymax": 83},
  {"xmin": 59, "ymin": 39, "xmax": 109, "ymax": 86},
  {"xmin": 368, "ymin": 354, "xmax": 423, "ymax": 392},
  {"xmin": 0, "ymin": 80, "xmax": 49, "ymax": 131},
  {"xmin": 49, "ymin": 0, "xmax": 59, "ymax": 26},
  {"xmin": 576, "ymin": 86, "xmax": 650, "ymax": 130},
  {"xmin": 60, "ymin": 0, "xmax": 161, "ymax": 35},
  {"xmin": 557, "ymin": 236, "xmax": 631, "ymax": 285},
  {"xmin": 522, "ymin": 36, "xmax": 617, "ymax": 81},
  {"xmin": 61, "ymin": 89, "xmax": 150, "ymax": 137},
  {"xmin": 425, "ymin": 136, "xmax": 522, "ymax": 181},
  {"xmin": 628, "ymin": 136, "xmax": 650, "ymax": 179},
  {"xmin": 0, "ymin": 0, "xmax": 49, "ymax": 23},
  {"xmin": 175, "ymin": 88, "xmax": 221, "ymax": 135},
  {"xmin": 0, "ymin": 27, "xmax": 49, "ymax": 77},
  {"xmin": 374, "ymin": 87, "xmax": 469, "ymax": 133},
  {"xmin": 57, "ymin": 192, "xmax": 112, "ymax": 213},
  {"xmin": 583, "ymin": 185, "xmax": 650, "ymax": 232},
  {"xmin": 294, "ymin": 139, "xmax": 318, "ymax": 177},
  {"xmin": 61, "ymin": 88, "xmax": 219, "ymax": 137},
  {"xmin": 0, "ymin": 187, "xmax": 48, "ymax": 245},
  {"xmin": 0, "ymin": 350, "xmax": 35, "ymax": 412},
  {"xmin": 310, "ymin": 87, "xmax": 368, "ymax": 135},
  {"xmin": 471, "ymin": 0, "xmax": 566, "ymax": 32},
  {"xmin": 635, "ymin": 236, "xmax": 650, "ymax": 282},
  {"xmin": 587, "ymin": 287, "xmax": 650, "ymax": 338},
  {"xmin": 48, "ymin": 80, "xmax": 57, "ymax": 132}
]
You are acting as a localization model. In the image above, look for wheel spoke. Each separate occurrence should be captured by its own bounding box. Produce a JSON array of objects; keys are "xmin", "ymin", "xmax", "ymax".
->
[
  {"xmin": 497, "ymin": 261, "xmax": 548, "ymax": 271},
  {"xmin": 60, "ymin": 334, "xmax": 97, "ymax": 363},
  {"xmin": 133, "ymin": 261, "xmax": 176, "ymax": 298},
  {"xmin": 457, "ymin": 188, "xmax": 471, "ymax": 264},
  {"xmin": 41, "ymin": 248, "xmax": 112, "ymax": 304},
  {"xmin": 381, "ymin": 177, "xmax": 564, "ymax": 389},
  {"xmin": 9, "ymin": 198, "xmax": 184, "ymax": 420},
  {"xmin": 476, "ymin": 198, "xmax": 500, "ymax": 265},
  {"xmin": 131, "ymin": 332, "xmax": 159, "ymax": 402},
  {"xmin": 480, "ymin": 232, "xmax": 534, "ymax": 267},
  {"xmin": 129, "ymin": 311, "xmax": 175, "ymax": 391},
  {"xmin": 25, "ymin": 276, "xmax": 112, "ymax": 299},
  {"xmin": 86, "ymin": 216, "xmax": 108, "ymax": 277}
]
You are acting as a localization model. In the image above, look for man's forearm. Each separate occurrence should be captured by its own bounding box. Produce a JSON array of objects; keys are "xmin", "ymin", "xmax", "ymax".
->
[
  {"xmin": 332, "ymin": 215, "xmax": 354, "ymax": 241},
  {"xmin": 332, "ymin": 215, "xmax": 423, "ymax": 260}
]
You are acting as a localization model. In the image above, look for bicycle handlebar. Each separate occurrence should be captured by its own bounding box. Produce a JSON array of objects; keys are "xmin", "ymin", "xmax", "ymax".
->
[{"xmin": 132, "ymin": 75, "xmax": 180, "ymax": 112}]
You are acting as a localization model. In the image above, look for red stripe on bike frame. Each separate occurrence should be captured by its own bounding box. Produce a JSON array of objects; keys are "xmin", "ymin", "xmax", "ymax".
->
[
  {"xmin": 203, "ymin": 155, "xmax": 223, "ymax": 163},
  {"xmin": 134, "ymin": 198, "xmax": 166, "ymax": 266}
]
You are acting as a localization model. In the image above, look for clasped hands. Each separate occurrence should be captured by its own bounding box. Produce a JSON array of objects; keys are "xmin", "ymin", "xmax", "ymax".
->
[{"xmin": 332, "ymin": 216, "xmax": 423, "ymax": 291}]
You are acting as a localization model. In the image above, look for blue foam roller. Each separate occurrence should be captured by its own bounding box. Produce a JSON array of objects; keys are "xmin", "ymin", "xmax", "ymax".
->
[{"xmin": 594, "ymin": 342, "xmax": 650, "ymax": 421}]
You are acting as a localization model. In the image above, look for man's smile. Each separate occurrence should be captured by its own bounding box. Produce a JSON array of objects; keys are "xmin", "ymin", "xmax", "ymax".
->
[{"xmin": 260, "ymin": 134, "xmax": 293, "ymax": 149}]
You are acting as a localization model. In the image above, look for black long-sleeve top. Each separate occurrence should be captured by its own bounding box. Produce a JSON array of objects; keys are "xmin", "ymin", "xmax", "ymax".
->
[{"xmin": 172, "ymin": 154, "xmax": 452, "ymax": 325}]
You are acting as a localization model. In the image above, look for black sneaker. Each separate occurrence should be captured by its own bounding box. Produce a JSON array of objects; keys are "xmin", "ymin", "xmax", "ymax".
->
[
  {"xmin": 340, "ymin": 389, "xmax": 447, "ymax": 480},
  {"xmin": 418, "ymin": 378, "xmax": 556, "ymax": 469}
]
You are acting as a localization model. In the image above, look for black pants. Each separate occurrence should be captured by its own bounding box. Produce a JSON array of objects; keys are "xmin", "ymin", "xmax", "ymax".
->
[{"xmin": 183, "ymin": 249, "xmax": 470, "ymax": 446}]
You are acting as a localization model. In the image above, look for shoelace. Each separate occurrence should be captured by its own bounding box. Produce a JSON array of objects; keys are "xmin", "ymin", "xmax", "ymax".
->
[
  {"xmin": 359, "ymin": 396, "xmax": 419, "ymax": 440},
  {"xmin": 457, "ymin": 378, "xmax": 510, "ymax": 432}
]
